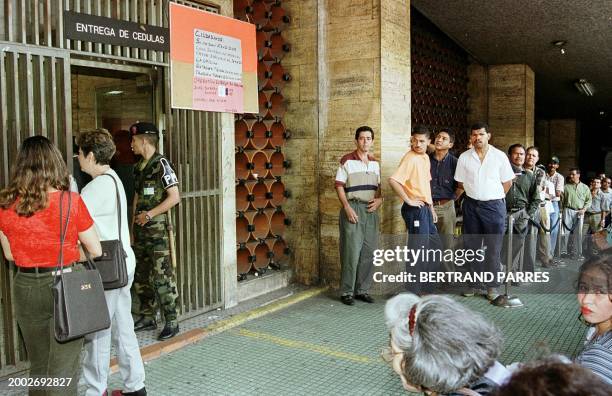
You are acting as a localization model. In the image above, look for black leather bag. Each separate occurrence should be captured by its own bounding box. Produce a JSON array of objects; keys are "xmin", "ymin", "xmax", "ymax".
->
[
  {"xmin": 93, "ymin": 174, "xmax": 128, "ymax": 290},
  {"xmin": 52, "ymin": 191, "xmax": 110, "ymax": 343}
]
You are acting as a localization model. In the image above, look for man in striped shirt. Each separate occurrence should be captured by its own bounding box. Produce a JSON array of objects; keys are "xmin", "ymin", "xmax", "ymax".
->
[{"xmin": 335, "ymin": 126, "xmax": 383, "ymax": 306}]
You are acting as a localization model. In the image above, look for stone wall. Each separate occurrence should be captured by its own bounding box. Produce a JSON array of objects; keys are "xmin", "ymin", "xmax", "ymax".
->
[{"xmin": 282, "ymin": 0, "xmax": 411, "ymax": 289}]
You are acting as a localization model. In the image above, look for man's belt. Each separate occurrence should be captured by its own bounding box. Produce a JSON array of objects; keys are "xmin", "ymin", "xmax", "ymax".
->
[
  {"xmin": 433, "ymin": 199, "xmax": 452, "ymax": 206},
  {"xmin": 509, "ymin": 207, "xmax": 525, "ymax": 213},
  {"xmin": 586, "ymin": 211, "xmax": 602, "ymax": 216}
]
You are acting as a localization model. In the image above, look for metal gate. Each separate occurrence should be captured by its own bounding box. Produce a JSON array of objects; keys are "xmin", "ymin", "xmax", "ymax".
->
[
  {"xmin": 0, "ymin": 43, "xmax": 72, "ymax": 377},
  {"xmin": 169, "ymin": 108, "xmax": 223, "ymax": 318},
  {"xmin": 0, "ymin": 0, "xmax": 225, "ymax": 377}
]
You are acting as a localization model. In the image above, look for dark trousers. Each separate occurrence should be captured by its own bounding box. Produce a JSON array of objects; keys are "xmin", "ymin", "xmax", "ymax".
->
[
  {"xmin": 462, "ymin": 197, "xmax": 505, "ymax": 288},
  {"xmin": 13, "ymin": 270, "xmax": 83, "ymax": 396},
  {"xmin": 401, "ymin": 203, "xmax": 440, "ymax": 294}
]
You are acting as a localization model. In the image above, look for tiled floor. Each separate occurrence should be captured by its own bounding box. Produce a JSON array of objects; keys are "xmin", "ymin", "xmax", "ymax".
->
[
  {"xmin": 105, "ymin": 263, "xmax": 589, "ymax": 395},
  {"xmin": 1, "ymin": 261, "xmax": 591, "ymax": 395}
]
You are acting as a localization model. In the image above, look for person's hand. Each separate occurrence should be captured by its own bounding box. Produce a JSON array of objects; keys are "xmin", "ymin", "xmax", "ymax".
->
[
  {"xmin": 431, "ymin": 207, "xmax": 438, "ymax": 223},
  {"xmin": 406, "ymin": 199, "xmax": 425, "ymax": 208},
  {"xmin": 600, "ymin": 218, "xmax": 606, "ymax": 228},
  {"xmin": 344, "ymin": 205, "xmax": 359, "ymax": 224},
  {"xmin": 134, "ymin": 211, "xmax": 150, "ymax": 226},
  {"xmin": 577, "ymin": 209, "xmax": 586, "ymax": 216},
  {"xmin": 367, "ymin": 198, "xmax": 383, "ymax": 212}
]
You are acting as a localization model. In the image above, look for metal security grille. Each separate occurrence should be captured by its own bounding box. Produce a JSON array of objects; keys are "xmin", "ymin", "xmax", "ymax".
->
[
  {"xmin": 0, "ymin": 0, "xmax": 219, "ymax": 65},
  {"xmin": 0, "ymin": 43, "xmax": 72, "ymax": 377},
  {"xmin": 0, "ymin": 0, "xmax": 224, "ymax": 377},
  {"xmin": 169, "ymin": 109, "xmax": 223, "ymax": 317}
]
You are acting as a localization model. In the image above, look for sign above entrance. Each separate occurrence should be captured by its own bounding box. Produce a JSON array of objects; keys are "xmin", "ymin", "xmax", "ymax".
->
[
  {"xmin": 169, "ymin": 3, "xmax": 257, "ymax": 114},
  {"xmin": 64, "ymin": 11, "xmax": 169, "ymax": 52}
]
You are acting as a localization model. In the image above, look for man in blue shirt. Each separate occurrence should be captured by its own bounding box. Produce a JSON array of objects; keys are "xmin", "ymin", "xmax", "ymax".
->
[{"xmin": 429, "ymin": 129, "xmax": 463, "ymax": 272}]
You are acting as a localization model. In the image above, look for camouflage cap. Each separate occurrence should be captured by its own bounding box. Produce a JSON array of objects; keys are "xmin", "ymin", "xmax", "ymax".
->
[
  {"xmin": 549, "ymin": 155, "xmax": 560, "ymax": 164},
  {"xmin": 130, "ymin": 122, "xmax": 159, "ymax": 136}
]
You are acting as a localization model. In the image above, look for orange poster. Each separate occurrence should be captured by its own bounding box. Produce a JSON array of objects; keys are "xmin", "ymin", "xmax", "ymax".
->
[{"xmin": 169, "ymin": 3, "xmax": 257, "ymax": 113}]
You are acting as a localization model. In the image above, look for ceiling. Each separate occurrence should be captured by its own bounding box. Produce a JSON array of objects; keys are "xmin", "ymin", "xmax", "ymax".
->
[{"xmin": 411, "ymin": 0, "xmax": 612, "ymax": 120}]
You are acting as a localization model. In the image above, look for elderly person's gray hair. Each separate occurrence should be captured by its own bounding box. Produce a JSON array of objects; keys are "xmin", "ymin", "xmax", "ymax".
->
[{"xmin": 384, "ymin": 293, "xmax": 503, "ymax": 393}]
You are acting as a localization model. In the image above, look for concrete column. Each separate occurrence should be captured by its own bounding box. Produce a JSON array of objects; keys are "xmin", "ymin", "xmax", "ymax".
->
[
  {"xmin": 487, "ymin": 64, "xmax": 535, "ymax": 149},
  {"xmin": 284, "ymin": 0, "xmax": 411, "ymax": 289}
]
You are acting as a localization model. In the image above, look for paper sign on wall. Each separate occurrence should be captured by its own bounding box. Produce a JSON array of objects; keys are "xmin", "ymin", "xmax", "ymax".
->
[{"xmin": 169, "ymin": 3, "xmax": 257, "ymax": 113}]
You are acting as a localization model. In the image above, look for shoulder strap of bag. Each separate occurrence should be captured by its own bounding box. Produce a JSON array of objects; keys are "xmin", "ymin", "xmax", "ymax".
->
[
  {"xmin": 102, "ymin": 173, "xmax": 122, "ymax": 244},
  {"xmin": 56, "ymin": 190, "xmax": 72, "ymax": 272}
]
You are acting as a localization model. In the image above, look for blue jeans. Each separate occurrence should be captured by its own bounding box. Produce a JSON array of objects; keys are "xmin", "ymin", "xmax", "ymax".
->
[
  {"xmin": 549, "ymin": 201, "xmax": 560, "ymax": 257},
  {"xmin": 401, "ymin": 203, "xmax": 440, "ymax": 294},
  {"xmin": 462, "ymin": 197, "xmax": 505, "ymax": 288}
]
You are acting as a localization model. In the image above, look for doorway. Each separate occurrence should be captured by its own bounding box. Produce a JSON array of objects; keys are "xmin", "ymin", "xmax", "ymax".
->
[{"xmin": 71, "ymin": 65, "xmax": 157, "ymax": 212}]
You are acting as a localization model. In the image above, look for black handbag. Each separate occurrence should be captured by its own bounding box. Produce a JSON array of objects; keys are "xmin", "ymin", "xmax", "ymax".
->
[
  {"xmin": 93, "ymin": 174, "xmax": 129, "ymax": 290},
  {"xmin": 52, "ymin": 191, "xmax": 110, "ymax": 343}
]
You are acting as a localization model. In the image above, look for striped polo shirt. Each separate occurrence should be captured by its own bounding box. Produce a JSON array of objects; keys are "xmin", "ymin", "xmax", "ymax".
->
[
  {"xmin": 576, "ymin": 329, "xmax": 612, "ymax": 384},
  {"xmin": 335, "ymin": 150, "xmax": 380, "ymax": 202}
]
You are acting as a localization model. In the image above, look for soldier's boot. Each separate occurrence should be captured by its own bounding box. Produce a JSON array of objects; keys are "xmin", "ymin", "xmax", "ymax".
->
[
  {"xmin": 158, "ymin": 320, "xmax": 179, "ymax": 340},
  {"xmin": 134, "ymin": 315, "xmax": 157, "ymax": 332}
]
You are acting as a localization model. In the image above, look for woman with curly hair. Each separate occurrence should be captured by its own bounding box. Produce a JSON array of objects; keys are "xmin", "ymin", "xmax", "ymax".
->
[{"xmin": 0, "ymin": 136, "xmax": 101, "ymax": 395}]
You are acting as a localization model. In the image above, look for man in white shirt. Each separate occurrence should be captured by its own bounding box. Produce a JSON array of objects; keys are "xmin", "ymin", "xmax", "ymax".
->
[
  {"xmin": 545, "ymin": 156, "xmax": 564, "ymax": 259},
  {"xmin": 454, "ymin": 122, "xmax": 514, "ymax": 300}
]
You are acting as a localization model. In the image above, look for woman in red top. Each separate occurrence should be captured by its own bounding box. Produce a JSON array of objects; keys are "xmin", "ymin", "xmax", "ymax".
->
[{"xmin": 0, "ymin": 136, "xmax": 101, "ymax": 396}]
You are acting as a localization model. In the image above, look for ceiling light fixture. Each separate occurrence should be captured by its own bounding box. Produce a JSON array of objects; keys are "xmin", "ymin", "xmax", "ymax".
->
[
  {"xmin": 552, "ymin": 40, "xmax": 567, "ymax": 55},
  {"xmin": 574, "ymin": 79, "xmax": 595, "ymax": 96}
]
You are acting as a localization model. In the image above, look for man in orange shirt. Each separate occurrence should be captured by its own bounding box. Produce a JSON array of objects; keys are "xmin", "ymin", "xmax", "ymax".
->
[{"xmin": 389, "ymin": 125, "xmax": 440, "ymax": 294}]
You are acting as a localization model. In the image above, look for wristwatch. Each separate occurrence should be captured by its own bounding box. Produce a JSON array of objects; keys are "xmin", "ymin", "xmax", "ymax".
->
[{"xmin": 144, "ymin": 212, "xmax": 152, "ymax": 221}]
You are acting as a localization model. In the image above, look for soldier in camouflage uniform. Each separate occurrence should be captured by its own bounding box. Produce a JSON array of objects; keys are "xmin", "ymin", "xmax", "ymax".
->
[{"xmin": 130, "ymin": 122, "xmax": 181, "ymax": 340}]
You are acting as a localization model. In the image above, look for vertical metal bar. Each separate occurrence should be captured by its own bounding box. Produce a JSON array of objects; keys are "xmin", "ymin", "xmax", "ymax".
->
[
  {"xmin": 49, "ymin": 57, "xmax": 59, "ymax": 146},
  {"xmin": 174, "ymin": 110, "xmax": 186, "ymax": 311},
  {"xmin": 214, "ymin": 113, "xmax": 221, "ymax": 303},
  {"xmin": 38, "ymin": 55, "xmax": 47, "ymax": 136},
  {"xmin": 131, "ymin": 0, "xmax": 139, "ymax": 59},
  {"xmin": 113, "ymin": 0, "xmax": 121, "ymax": 56},
  {"xmin": 59, "ymin": 0, "xmax": 67, "ymax": 49},
  {"xmin": 139, "ymin": 0, "xmax": 147, "ymax": 60},
  {"xmin": 158, "ymin": 0, "xmax": 164, "ymax": 63},
  {"xmin": 74, "ymin": 0, "xmax": 82, "ymax": 51},
  {"xmin": 6, "ymin": 0, "xmax": 14, "ymax": 42},
  {"xmin": 33, "ymin": 0, "xmax": 40, "ymax": 45},
  {"xmin": 94, "ymin": 0, "xmax": 103, "ymax": 53},
  {"xmin": 25, "ymin": 53, "xmax": 34, "ymax": 136},
  {"xmin": 19, "ymin": 0, "xmax": 26, "ymax": 43},
  {"xmin": 122, "ymin": 0, "xmax": 130, "ymax": 58},
  {"xmin": 205, "ymin": 113, "xmax": 214, "ymax": 305},
  {"xmin": 84, "ymin": 0, "xmax": 93, "ymax": 53},
  {"xmin": 104, "ymin": 0, "xmax": 112, "ymax": 54},
  {"xmin": 62, "ymin": 56, "xmax": 72, "ymax": 171},
  {"xmin": 44, "ymin": 0, "xmax": 52, "ymax": 46},
  {"xmin": 0, "ymin": 50, "xmax": 9, "ymax": 186},
  {"xmin": 148, "ymin": 0, "xmax": 156, "ymax": 62},
  {"xmin": 11, "ymin": 53, "xmax": 21, "ymax": 148}
]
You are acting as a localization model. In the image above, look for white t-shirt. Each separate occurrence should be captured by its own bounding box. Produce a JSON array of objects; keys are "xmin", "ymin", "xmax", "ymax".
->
[
  {"xmin": 454, "ymin": 145, "xmax": 515, "ymax": 201},
  {"xmin": 81, "ymin": 169, "xmax": 136, "ymax": 275}
]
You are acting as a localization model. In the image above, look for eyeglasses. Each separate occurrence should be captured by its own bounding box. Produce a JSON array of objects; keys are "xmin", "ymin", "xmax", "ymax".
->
[{"xmin": 380, "ymin": 345, "xmax": 401, "ymax": 364}]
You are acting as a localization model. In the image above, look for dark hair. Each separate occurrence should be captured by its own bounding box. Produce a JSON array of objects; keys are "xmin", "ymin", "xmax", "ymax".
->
[
  {"xmin": 494, "ymin": 360, "xmax": 612, "ymax": 396},
  {"xmin": 526, "ymin": 146, "xmax": 539, "ymax": 154},
  {"xmin": 589, "ymin": 177, "xmax": 602, "ymax": 184},
  {"xmin": 354, "ymin": 126, "xmax": 374, "ymax": 140},
  {"xmin": 508, "ymin": 143, "xmax": 525, "ymax": 155},
  {"xmin": 569, "ymin": 167, "xmax": 580, "ymax": 175},
  {"xmin": 412, "ymin": 125, "xmax": 431, "ymax": 139},
  {"xmin": 470, "ymin": 122, "xmax": 489, "ymax": 133},
  {"xmin": 576, "ymin": 252, "xmax": 612, "ymax": 297},
  {"xmin": 436, "ymin": 128, "xmax": 455, "ymax": 143},
  {"xmin": 77, "ymin": 128, "xmax": 117, "ymax": 166},
  {"xmin": 0, "ymin": 136, "xmax": 70, "ymax": 216}
]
